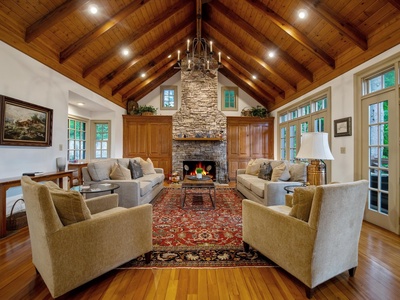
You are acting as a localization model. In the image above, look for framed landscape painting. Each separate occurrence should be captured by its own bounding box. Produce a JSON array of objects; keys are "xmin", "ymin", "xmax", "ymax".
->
[{"xmin": 0, "ymin": 95, "xmax": 53, "ymax": 146}]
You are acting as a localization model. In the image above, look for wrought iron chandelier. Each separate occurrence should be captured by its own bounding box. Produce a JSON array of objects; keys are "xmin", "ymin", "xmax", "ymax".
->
[{"xmin": 175, "ymin": 0, "xmax": 221, "ymax": 77}]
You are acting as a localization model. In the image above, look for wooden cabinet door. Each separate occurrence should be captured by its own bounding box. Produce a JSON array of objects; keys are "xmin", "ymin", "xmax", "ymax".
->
[{"xmin": 123, "ymin": 115, "xmax": 172, "ymax": 173}]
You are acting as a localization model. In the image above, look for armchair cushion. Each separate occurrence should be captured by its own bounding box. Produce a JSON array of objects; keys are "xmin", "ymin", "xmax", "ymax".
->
[
  {"xmin": 289, "ymin": 186, "xmax": 316, "ymax": 222},
  {"xmin": 47, "ymin": 188, "xmax": 92, "ymax": 226},
  {"xmin": 110, "ymin": 163, "xmax": 131, "ymax": 180}
]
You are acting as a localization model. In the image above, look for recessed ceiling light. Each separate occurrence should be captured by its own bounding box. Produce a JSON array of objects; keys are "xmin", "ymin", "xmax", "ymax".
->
[
  {"xmin": 227, "ymin": 56, "xmax": 231, "ymax": 60},
  {"xmin": 141, "ymin": 73, "xmax": 146, "ymax": 78},
  {"xmin": 122, "ymin": 48, "xmax": 130, "ymax": 56},
  {"xmin": 89, "ymin": 5, "xmax": 98, "ymax": 14},
  {"xmin": 168, "ymin": 54, "xmax": 172, "ymax": 58},
  {"xmin": 268, "ymin": 51, "xmax": 275, "ymax": 58},
  {"xmin": 252, "ymin": 75, "xmax": 257, "ymax": 79},
  {"xmin": 298, "ymin": 9, "xmax": 307, "ymax": 19}
]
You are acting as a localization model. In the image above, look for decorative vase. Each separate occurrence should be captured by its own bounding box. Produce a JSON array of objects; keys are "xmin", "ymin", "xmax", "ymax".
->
[
  {"xmin": 56, "ymin": 157, "xmax": 66, "ymax": 172},
  {"xmin": 196, "ymin": 173, "xmax": 202, "ymax": 179}
]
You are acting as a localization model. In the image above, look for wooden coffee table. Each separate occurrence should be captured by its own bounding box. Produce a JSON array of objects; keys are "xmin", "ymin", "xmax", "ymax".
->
[{"xmin": 181, "ymin": 175, "xmax": 216, "ymax": 209}]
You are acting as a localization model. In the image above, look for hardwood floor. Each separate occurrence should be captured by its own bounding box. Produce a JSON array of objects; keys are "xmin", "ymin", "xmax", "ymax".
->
[{"xmin": 1, "ymin": 218, "xmax": 399, "ymax": 299}]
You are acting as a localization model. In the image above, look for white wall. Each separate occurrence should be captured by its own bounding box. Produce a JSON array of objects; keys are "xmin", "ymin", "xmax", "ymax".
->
[
  {"xmin": 0, "ymin": 41, "xmax": 124, "ymax": 211},
  {"xmin": 270, "ymin": 44, "xmax": 400, "ymax": 183}
]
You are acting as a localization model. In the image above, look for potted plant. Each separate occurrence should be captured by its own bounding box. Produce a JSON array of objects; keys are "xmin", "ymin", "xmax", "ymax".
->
[
  {"xmin": 250, "ymin": 105, "xmax": 268, "ymax": 118},
  {"xmin": 196, "ymin": 167, "xmax": 203, "ymax": 179},
  {"xmin": 136, "ymin": 105, "xmax": 157, "ymax": 116}
]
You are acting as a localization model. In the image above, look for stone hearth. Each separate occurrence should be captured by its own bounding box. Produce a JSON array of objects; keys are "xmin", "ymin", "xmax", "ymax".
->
[{"xmin": 172, "ymin": 71, "xmax": 228, "ymax": 183}]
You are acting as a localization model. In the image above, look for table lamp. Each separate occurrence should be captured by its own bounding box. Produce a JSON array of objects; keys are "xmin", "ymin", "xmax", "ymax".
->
[{"xmin": 296, "ymin": 132, "xmax": 334, "ymax": 185}]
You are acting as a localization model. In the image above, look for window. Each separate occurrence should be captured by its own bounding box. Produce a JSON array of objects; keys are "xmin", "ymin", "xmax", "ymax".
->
[
  {"xmin": 362, "ymin": 68, "xmax": 395, "ymax": 95},
  {"xmin": 92, "ymin": 121, "xmax": 110, "ymax": 159},
  {"xmin": 68, "ymin": 117, "xmax": 87, "ymax": 162},
  {"xmin": 221, "ymin": 86, "xmax": 238, "ymax": 111},
  {"xmin": 160, "ymin": 86, "xmax": 177, "ymax": 110}
]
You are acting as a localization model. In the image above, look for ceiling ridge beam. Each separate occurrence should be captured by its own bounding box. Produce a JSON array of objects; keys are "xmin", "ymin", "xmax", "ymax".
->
[
  {"xmin": 25, "ymin": 0, "xmax": 90, "ymax": 43},
  {"xmin": 245, "ymin": 0, "xmax": 335, "ymax": 68},
  {"xmin": 112, "ymin": 40, "xmax": 187, "ymax": 95},
  {"xmin": 209, "ymin": 1, "xmax": 313, "ymax": 83},
  {"xmin": 59, "ymin": 0, "xmax": 152, "ymax": 63},
  {"xmin": 122, "ymin": 61, "xmax": 178, "ymax": 101},
  {"xmin": 99, "ymin": 20, "xmax": 194, "ymax": 88},
  {"xmin": 205, "ymin": 19, "xmax": 297, "ymax": 91},
  {"xmin": 306, "ymin": 0, "xmax": 368, "ymax": 50},
  {"xmin": 82, "ymin": 0, "xmax": 192, "ymax": 78}
]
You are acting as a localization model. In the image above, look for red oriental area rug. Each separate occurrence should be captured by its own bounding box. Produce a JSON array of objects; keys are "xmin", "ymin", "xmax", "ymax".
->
[
  {"xmin": 119, "ymin": 187, "xmax": 275, "ymax": 268},
  {"xmin": 153, "ymin": 187, "xmax": 243, "ymax": 247}
]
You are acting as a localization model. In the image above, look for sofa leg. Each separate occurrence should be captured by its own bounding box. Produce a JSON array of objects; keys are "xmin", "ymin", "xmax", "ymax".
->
[
  {"xmin": 145, "ymin": 251, "xmax": 152, "ymax": 264},
  {"xmin": 349, "ymin": 267, "xmax": 357, "ymax": 277},
  {"xmin": 305, "ymin": 287, "xmax": 314, "ymax": 299},
  {"xmin": 243, "ymin": 241, "xmax": 250, "ymax": 252}
]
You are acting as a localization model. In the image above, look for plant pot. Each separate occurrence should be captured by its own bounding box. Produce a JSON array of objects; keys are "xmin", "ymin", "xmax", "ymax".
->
[
  {"xmin": 142, "ymin": 112, "xmax": 154, "ymax": 116},
  {"xmin": 196, "ymin": 173, "xmax": 202, "ymax": 179}
]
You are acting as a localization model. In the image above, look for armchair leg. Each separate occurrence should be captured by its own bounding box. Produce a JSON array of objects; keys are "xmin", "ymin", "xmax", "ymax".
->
[
  {"xmin": 145, "ymin": 251, "xmax": 152, "ymax": 264},
  {"xmin": 305, "ymin": 287, "xmax": 314, "ymax": 299},
  {"xmin": 349, "ymin": 267, "xmax": 357, "ymax": 277},
  {"xmin": 243, "ymin": 241, "xmax": 250, "ymax": 252}
]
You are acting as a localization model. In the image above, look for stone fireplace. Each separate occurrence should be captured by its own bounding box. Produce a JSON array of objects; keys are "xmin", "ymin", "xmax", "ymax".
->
[{"xmin": 172, "ymin": 71, "xmax": 228, "ymax": 183}]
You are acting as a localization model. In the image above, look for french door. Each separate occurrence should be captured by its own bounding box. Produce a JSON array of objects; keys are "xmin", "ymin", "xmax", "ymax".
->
[{"xmin": 361, "ymin": 90, "xmax": 399, "ymax": 234}]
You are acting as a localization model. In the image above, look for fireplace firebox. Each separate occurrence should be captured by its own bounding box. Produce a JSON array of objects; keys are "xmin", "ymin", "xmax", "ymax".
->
[{"xmin": 183, "ymin": 161, "xmax": 216, "ymax": 181}]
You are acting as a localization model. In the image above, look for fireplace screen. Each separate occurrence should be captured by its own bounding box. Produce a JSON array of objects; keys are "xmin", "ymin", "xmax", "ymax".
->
[{"xmin": 183, "ymin": 161, "xmax": 216, "ymax": 181}]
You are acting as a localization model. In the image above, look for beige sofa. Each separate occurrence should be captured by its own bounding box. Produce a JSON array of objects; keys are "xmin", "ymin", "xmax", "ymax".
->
[
  {"xmin": 21, "ymin": 176, "xmax": 153, "ymax": 298},
  {"xmin": 236, "ymin": 159, "xmax": 307, "ymax": 206},
  {"xmin": 242, "ymin": 180, "xmax": 369, "ymax": 298},
  {"xmin": 82, "ymin": 158, "xmax": 164, "ymax": 207}
]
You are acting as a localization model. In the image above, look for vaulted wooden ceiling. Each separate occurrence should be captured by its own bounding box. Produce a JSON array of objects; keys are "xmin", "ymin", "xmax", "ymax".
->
[{"xmin": 0, "ymin": 0, "xmax": 399, "ymax": 112}]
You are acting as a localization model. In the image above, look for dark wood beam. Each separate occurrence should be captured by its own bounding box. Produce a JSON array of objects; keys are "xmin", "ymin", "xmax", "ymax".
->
[
  {"xmin": 59, "ymin": 0, "xmax": 151, "ymax": 63},
  {"xmin": 25, "ymin": 0, "xmax": 90, "ymax": 43},
  {"xmin": 99, "ymin": 20, "xmax": 194, "ymax": 88},
  {"xmin": 219, "ymin": 66, "xmax": 273, "ymax": 110},
  {"xmin": 306, "ymin": 0, "xmax": 368, "ymax": 50},
  {"xmin": 122, "ymin": 61, "xmax": 178, "ymax": 101},
  {"xmin": 208, "ymin": 41, "xmax": 284, "ymax": 98},
  {"xmin": 205, "ymin": 19, "xmax": 297, "ymax": 91},
  {"xmin": 387, "ymin": 0, "xmax": 400, "ymax": 11},
  {"xmin": 112, "ymin": 41, "xmax": 186, "ymax": 95},
  {"xmin": 208, "ymin": 1, "xmax": 313, "ymax": 83},
  {"xmin": 82, "ymin": 0, "xmax": 192, "ymax": 78},
  {"xmin": 245, "ymin": 0, "xmax": 335, "ymax": 68}
]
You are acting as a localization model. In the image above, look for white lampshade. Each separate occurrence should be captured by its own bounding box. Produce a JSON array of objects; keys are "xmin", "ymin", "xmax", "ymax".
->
[{"xmin": 296, "ymin": 132, "xmax": 334, "ymax": 160}]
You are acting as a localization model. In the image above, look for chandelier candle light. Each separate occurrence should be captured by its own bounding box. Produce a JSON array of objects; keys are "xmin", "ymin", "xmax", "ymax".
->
[{"xmin": 296, "ymin": 132, "xmax": 334, "ymax": 185}]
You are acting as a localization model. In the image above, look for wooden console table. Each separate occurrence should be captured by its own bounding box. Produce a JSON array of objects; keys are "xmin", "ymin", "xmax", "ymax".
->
[{"xmin": 0, "ymin": 170, "xmax": 74, "ymax": 238}]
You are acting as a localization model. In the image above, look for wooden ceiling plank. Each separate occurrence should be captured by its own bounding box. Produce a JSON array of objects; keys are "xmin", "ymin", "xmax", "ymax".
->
[
  {"xmin": 99, "ymin": 19, "xmax": 194, "ymax": 88},
  {"xmin": 25, "ymin": 0, "xmax": 90, "ymax": 43},
  {"xmin": 112, "ymin": 41, "xmax": 187, "ymax": 95},
  {"xmin": 244, "ymin": 0, "xmax": 335, "ymax": 68},
  {"xmin": 122, "ymin": 61, "xmax": 178, "ymax": 100},
  {"xmin": 387, "ymin": 0, "xmax": 400, "ymax": 11},
  {"xmin": 83, "ymin": 1, "xmax": 193, "ymax": 78},
  {"xmin": 205, "ymin": 19, "xmax": 297, "ymax": 91},
  {"xmin": 209, "ymin": 1, "xmax": 313, "ymax": 82},
  {"xmin": 59, "ymin": 0, "xmax": 152, "ymax": 63},
  {"xmin": 219, "ymin": 66, "xmax": 273, "ymax": 110},
  {"xmin": 305, "ymin": 0, "xmax": 368, "ymax": 50}
]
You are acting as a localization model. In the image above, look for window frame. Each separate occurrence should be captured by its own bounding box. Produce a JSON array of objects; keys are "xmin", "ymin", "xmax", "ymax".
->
[
  {"xmin": 160, "ymin": 85, "xmax": 178, "ymax": 110},
  {"xmin": 221, "ymin": 86, "xmax": 238, "ymax": 111},
  {"xmin": 67, "ymin": 115, "xmax": 88, "ymax": 162},
  {"xmin": 91, "ymin": 120, "xmax": 111, "ymax": 159}
]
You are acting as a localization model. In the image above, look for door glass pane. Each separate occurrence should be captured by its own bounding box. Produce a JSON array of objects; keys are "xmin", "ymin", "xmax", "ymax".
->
[
  {"xmin": 280, "ymin": 127, "xmax": 286, "ymax": 159},
  {"xmin": 368, "ymin": 100, "xmax": 389, "ymax": 215},
  {"xmin": 314, "ymin": 117, "xmax": 324, "ymax": 132},
  {"xmin": 289, "ymin": 125, "xmax": 297, "ymax": 163}
]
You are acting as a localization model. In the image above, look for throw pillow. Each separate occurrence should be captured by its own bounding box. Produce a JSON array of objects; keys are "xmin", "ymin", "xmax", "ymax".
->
[
  {"xmin": 289, "ymin": 186, "xmax": 316, "ymax": 222},
  {"xmin": 129, "ymin": 160, "xmax": 143, "ymax": 179},
  {"xmin": 289, "ymin": 163, "xmax": 307, "ymax": 182},
  {"xmin": 140, "ymin": 158, "xmax": 156, "ymax": 175},
  {"xmin": 258, "ymin": 162, "xmax": 272, "ymax": 180},
  {"xmin": 110, "ymin": 163, "xmax": 131, "ymax": 180},
  {"xmin": 47, "ymin": 188, "xmax": 91, "ymax": 226},
  {"xmin": 271, "ymin": 162, "xmax": 291, "ymax": 181},
  {"xmin": 245, "ymin": 159, "xmax": 260, "ymax": 176}
]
